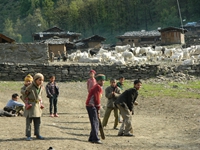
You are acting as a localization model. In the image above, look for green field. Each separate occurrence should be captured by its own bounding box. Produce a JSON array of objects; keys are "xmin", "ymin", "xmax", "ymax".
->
[
  {"xmin": 104, "ymin": 80, "xmax": 200, "ymax": 99},
  {"xmin": 1, "ymin": 80, "xmax": 200, "ymax": 99}
]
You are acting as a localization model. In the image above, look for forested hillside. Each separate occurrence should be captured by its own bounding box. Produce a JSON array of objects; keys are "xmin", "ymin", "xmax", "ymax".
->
[{"xmin": 0, "ymin": 0, "xmax": 200, "ymax": 43}]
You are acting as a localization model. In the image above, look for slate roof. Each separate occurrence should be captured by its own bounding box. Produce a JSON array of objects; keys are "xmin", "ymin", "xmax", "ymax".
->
[
  {"xmin": 33, "ymin": 26, "xmax": 81, "ymax": 37},
  {"xmin": 117, "ymin": 30, "xmax": 160, "ymax": 38},
  {"xmin": 42, "ymin": 37, "xmax": 73, "ymax": 45},
  {"xmin": 76, "ymin": 35, "xmax": 106, "ymax": 43}
]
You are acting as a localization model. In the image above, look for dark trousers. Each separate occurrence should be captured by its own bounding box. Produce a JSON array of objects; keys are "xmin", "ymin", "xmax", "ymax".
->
[
  {"xmin": 49, "ymin": 95, "xmax": 58, "ymax": 114},
  {"xmin": 26, "ymin": 117, "xmax": 41, "ymax": 137},
  {"xmin": 86, "ymin": 106, "xmax": 100, "ymax": 142}
]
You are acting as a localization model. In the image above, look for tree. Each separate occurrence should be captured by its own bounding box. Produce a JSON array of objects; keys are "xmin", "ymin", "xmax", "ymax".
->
[
  {"xmin": 3, "ymin": 18, "xmax": 22, "ymax": 42},
  {"xmin": 42, "ymin": 0, "xmax": 55, "ymax": 27},
  {"xmin": 22, "ymin": 9, "xmax": 48, "ymax": 42}
]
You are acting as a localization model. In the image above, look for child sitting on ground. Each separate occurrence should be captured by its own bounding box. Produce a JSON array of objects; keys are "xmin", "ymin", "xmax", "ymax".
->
[{"xmin": 4, "ymin": 93, "xmax": 24, "ymax": 116}]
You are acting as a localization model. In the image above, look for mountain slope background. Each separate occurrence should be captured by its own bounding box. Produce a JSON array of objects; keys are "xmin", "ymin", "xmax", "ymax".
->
[{"xmin": 0, "ymin": 0, "xmax": 199, "ymax": 43}]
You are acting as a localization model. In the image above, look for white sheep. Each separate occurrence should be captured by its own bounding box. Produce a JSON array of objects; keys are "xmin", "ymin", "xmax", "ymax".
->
[
  {"xmin": 182, "ymin": 56, "xmax": 196, "ymax": 65},
  {"xmin": 98, "ymin": 47, "xmax": 108, "ymax": 55},
  {"xmin": 122, "ymin": 50, "xmax": 133, "ymax": 61},
  {"xmin": 164, "ymin": 48, "xmax": 175, "ymax": 58},
  {"xmin": 115, "ymin": 44, "xmax": 131, "ymax": 53},
  {"xmin": 139, "ymin": 47, "xmax": 150, "ymax": 56},
  {"xmin": 130, "ymin": 47, "xmax": 141, "ymax": 56}
]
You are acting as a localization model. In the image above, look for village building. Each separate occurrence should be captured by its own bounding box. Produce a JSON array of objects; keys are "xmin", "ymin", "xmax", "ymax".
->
[
  {"xmin": 42, "ymin": 36, "xmax": 74, "ymax": 57},
  {"xmin": 158, "ymin": 27, "xmax": 187, "ymax": 45},
  {"xmin": 183, "ymin": 21, "xmax": 200, "ymax": 45},
  {"xmin": 183, "ymin": 20, "xmax": 200, "ymax": 37},
  {"xmin": 32, "ymin": 26, "xmax": 81, "ymax": 42},
  {"xmin": 116, "ymin": 30, "xmax": 161, "ymax": 47},
  {"xmin": 0, "ymin": 33, "xmax": 15, "ymax": 43},
  {"xmin": 75, "ymin": 35, "xmax": 106, "ymax": 49}
]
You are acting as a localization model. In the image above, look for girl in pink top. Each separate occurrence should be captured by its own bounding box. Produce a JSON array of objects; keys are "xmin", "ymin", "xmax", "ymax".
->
[{"xmin": 87, "ymin": 70, "xmax": 97, "ymax": 92}]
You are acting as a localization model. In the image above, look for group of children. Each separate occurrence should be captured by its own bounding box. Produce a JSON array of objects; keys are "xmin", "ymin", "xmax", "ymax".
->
[
  {"xmin": 2, "ymin": 69, "xmax": 141, "ymax": 143},
  {"xmin": 1, "ymin": 73, "xmax": 60, "ymax": 141},
  {"xmin": 85, "ymin": 69, "xmax": 142, "ymax": 144}
]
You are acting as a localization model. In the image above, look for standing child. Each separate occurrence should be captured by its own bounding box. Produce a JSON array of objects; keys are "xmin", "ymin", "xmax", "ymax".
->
[
  {"xmin": 117, "ymin": 76, "xmax": 125, "ymax": 90},
  {"xmin": 45, "ymin": 75, "xmax": 59, "ymax": 117},
  {"xmin": 116, "ymin": 76, "xmax": 125, "ymax": 123},
  {"xmin": 87, "ymin": 69, "xmax": 97, "ymax": 92},
  {"xmin": 86, "ymin": 74, "xmax": 106, "ymax": 144},
  {"xmin": 24, "ymin": 73, "xmax": 45, "ymax": 141},
  {"xmin": 102, "ymin": 79, "xmax": 121, "ymax": 129}
]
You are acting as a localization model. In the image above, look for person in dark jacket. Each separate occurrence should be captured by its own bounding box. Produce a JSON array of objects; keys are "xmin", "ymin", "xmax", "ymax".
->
[
  {"xmin": 115, "ymin": 79, "xmax": 142, "ymax": 136},
  {"xmin": 46, "ymin": 75, "xmax": 59, "ymax": 117}
]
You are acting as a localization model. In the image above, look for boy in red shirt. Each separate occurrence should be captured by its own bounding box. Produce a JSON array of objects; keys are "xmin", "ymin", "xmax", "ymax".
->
[
  {"xmin": 86, "ymin": 74, "xmax": 105, "ymax": 144},
  {"xmin": 87, "ymin": 70, "xmax": 97, "ymax": 92}
]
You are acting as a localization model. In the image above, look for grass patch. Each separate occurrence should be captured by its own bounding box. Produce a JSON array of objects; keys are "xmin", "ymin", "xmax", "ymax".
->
[
  {"xmin": 0, "ymin": 81, "xmax": 23, "ymax": 92},
  {"xmin": 1, "ymin": 80, "xmax": 200, "ymax": 99},
  {"xmin": 104, "ymin": 80, "xmax": 200, "ymax": 99}
]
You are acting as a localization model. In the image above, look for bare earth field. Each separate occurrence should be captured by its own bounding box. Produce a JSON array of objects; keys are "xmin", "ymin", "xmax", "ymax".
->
[{"xmin": 0, "ymin": 81, "xmax": 199, "ymax": 150}]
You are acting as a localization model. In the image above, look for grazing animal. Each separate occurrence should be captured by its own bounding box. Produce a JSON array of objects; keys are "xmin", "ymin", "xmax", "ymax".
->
[{"xmin": 115, "ymin": 44, "xmax": 131, "ymax": 53}]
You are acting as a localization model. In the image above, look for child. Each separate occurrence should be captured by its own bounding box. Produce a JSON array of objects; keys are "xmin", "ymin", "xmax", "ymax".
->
[
  {"xmin": 116, "ymin": 76, "xmax": 125, "ymax": 123},
  {"xmin": 21, "ymin": 74, "xmax": 34, "ymax": 110},
  {"xmin": 45, "ymin": 75, "xmax": 59, "ymax": 117},
  {"xmin": 86, "ymin": 74, "xmax": 106, "ymax": 144},
  {"xmin": 102, "ymin": 79, "xmax": 121, "ymax": 130},
  {"xmin": 115, "ymin": 79, "xmax": 142, "ymax": 136},
  {"xmin": 87, "ymin": 69, "xmax": 97, "ymax": 92},
  {"xmin": 117, "ymin": 76, "xmax": 125, "ymax": 90},
  {"xmin": 4, "ymin": 93, "xmax": 24, "ymax": 116},
  {"xmin": 24, "ymin": 73, "xmax": 45, "ymax": 141}
]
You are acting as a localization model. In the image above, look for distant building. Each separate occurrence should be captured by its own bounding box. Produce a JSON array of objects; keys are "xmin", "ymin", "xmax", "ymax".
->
[
  {"xmin": 183, "ymin": 21, "xmax": 200, "ymax": 45},
  {"xmin": 116, "ymin": 30, "xmax": 161, "ymax": 47},
  {"xmin": 0, "ymin": 33, "xmax": 15, "ymax": 43},
  {"xmin": 32, "ymin": 26, "xmax": 81, "ymax": 42},
  {"xmin": 42, "ymin": 37, "xmax": 74, "ymax": 57},
  {"xmin": 75, "ymin": 35, "xmax": 106, "ymax": 49},
  {"xmin": 158, "ymin": 27, "xmax": 187, "ymax": 45},
  {"xmin": 183, "ymin": 20, "xmax": 200, "ymax": 37}
]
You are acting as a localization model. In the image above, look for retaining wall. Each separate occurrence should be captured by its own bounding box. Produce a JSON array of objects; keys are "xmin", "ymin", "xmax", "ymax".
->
[
  {"xmin": 0, "ymin": 63, "xmax": 199, "ymax": 82},
  {"xmin": 0, "ymin": 43, "xmax": 49, "ymax": 64}
]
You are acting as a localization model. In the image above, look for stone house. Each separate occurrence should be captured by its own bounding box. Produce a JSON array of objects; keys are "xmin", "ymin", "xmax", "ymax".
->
[
  {"xmin": 42, "ymin": 37, "xmax": 74, "ymax": 57},
  {"xmin": 116, "ymin": 30, "xmax": 161, "ymax": 47},
  {"xmin": 75, "ymin": 35, "xmax": 106, "ymax": 49},
  {"xmin": 32, "ymin": 26, "xmax": 81, "ymax": 42},
  {"xmin": 158, "ymin": 27, "xmax": 187, "ymax": 45},
  {"xmin": 0, "ymin": 33, "xmax": 15, "ymax": 43}
]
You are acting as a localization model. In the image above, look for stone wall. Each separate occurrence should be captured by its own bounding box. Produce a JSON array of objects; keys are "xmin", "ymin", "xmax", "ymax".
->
[
  {"xmin": 0, "ymin": 43, "xmax": 49, "ymax": 64},
  {"xmin": 0, "ymin": 63, "xmax": 199, "ymax": 82}
]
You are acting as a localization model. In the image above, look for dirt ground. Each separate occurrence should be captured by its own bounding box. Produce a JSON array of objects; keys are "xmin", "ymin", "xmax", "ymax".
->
[{"xmin": 0, "ymin": 81, "xmax": 199, "ymax": 150}]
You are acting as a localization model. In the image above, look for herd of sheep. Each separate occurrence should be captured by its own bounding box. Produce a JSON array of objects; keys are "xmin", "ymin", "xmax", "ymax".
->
[{"xmin": 59, "ymin": 44, "xmax": 200, "ymax": 66}]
